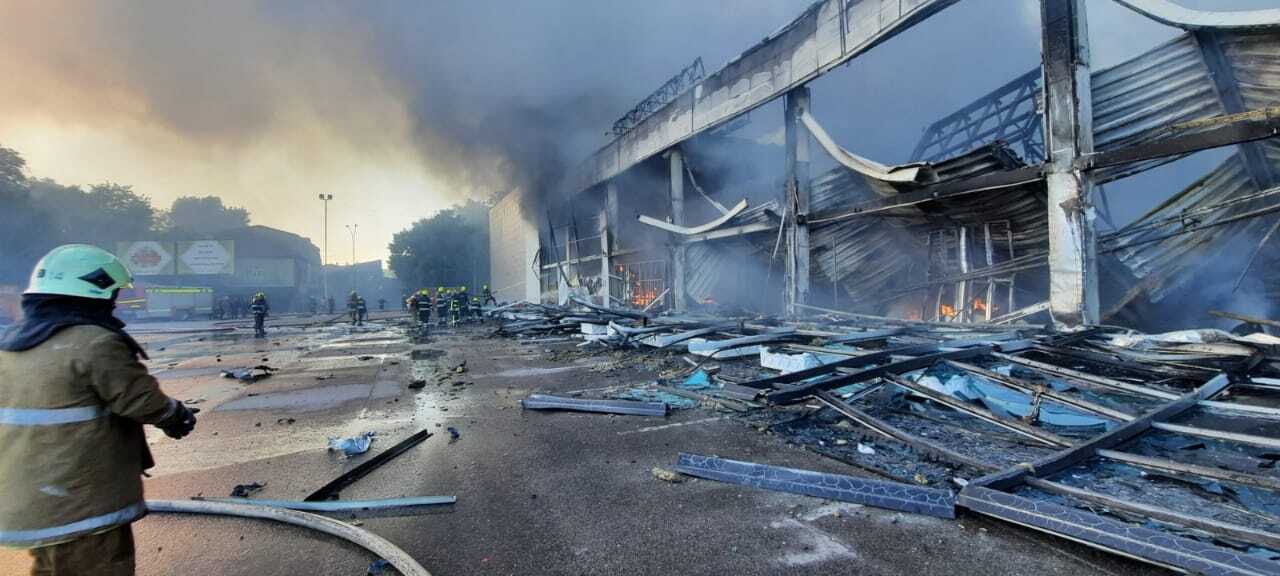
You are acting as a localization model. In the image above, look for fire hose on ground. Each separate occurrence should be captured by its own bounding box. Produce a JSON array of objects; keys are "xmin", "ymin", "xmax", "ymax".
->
[{"xmin": 146, "ymin": 499, "xmax": 433, "ymax": 576}]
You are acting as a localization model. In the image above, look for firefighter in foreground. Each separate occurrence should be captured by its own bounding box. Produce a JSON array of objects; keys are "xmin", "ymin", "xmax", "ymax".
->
[
  {"xmin": 482, "ymin": 284, "xmax": 497, "ymax": 307},
  {"xmin": 0, "ymin": 244, "xmax": 197, "ymax": 576},
  {"xmin": 250, "ymin": 291, "xmax": 269, "ymax": 338}
]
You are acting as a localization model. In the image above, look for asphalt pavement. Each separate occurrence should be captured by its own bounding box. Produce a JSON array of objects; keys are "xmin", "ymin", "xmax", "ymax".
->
[{"xmin": 0, "ymin": 314, "xmax": 1167, "ymax": 575}]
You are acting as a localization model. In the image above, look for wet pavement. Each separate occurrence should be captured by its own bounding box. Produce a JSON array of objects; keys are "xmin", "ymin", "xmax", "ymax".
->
[{"xmin": 0, "ymin": 313, "xmax": 1167, "ymax": 575}]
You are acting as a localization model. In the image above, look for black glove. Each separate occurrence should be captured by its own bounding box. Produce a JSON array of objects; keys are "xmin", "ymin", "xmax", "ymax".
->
[{"xmin": 156, "ymin": 401, "xmax": 197, "ymax": 439}]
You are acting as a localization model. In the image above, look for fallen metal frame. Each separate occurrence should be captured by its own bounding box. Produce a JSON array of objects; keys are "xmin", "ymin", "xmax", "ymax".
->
[
  {"xmin": 521, "ymin": 394, "xmax": 668, "ymax": 417},
  {"xmin": 673, "ymin": 452, "xmax": 957, "ymax": 519},
  {"xmin": 802, "ymin": 340, "xmax": 1280, "ymax": 571},
  {"xmin": 956, "ymin": 487, "xmax": 1280, "ymax": 576},
  {"xmin": 943, "ymin": 373, "xmax": 1280, "ymax": 573}
]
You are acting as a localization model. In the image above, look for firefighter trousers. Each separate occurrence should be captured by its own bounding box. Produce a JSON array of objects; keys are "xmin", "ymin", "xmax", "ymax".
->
[{"xmin": 29, "ymin": 524, "xmax": 134, "ymax": 576}]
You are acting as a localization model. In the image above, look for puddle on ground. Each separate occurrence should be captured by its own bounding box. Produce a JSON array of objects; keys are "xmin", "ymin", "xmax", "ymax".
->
[
  {"xmin": 217, "ymin": 381, "xmax": 401, "ymax": 412},
  {"xmin": 411, "ymin": 348, "xmax": 445, "ymax": 360}
]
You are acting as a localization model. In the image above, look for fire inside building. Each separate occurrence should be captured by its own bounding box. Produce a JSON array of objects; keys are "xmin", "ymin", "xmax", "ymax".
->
[{"xmin": 488, "ymin": 1, "xmax": 1280, "ymax": 573}]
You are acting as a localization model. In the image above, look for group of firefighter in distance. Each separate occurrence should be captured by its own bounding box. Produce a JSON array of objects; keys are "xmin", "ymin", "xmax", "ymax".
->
[
  {"xmin": 241, "ymin": 285, "xmax": 496, "ymax": 340},
  {"xmin": 406, "ymin": 285, "xmax": 496, "ymax": 336}
]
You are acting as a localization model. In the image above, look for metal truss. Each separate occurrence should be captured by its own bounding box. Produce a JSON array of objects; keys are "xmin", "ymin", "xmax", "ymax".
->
[
  {"xmin": 911, "ymin": 69, "xmax": 1044, "ymax": 164},
  {"xmin": 611, "ymin": 58, "xmax": 705, "ymax": 137}
]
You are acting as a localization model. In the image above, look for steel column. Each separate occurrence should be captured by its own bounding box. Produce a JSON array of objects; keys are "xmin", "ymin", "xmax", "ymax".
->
[
  {"xmin": 668, "ymin": 149, "xmax": 687, "ymax": 312},
  {"xmin": 1041, "ymin": 0, "xmax": 1098, "ymax": 326},
  {"xmin": 784, "ymin": 87, "xmax": 812, "ymax": 316},
  {"xmin": 601, "ymin": 183, "xmax": 619, "ymax": 308}
]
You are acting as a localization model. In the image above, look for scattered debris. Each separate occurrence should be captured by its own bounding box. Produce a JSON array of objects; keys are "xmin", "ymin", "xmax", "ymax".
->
[
  {"xmin": 409, "ymin": 378, "xmax": 427, "ymax": 389},
  {"xmin": 307, "ymin": 429, "xmax": 435, "ymax": 502},
  {"xmin": 367, "ymin": 559, "xmax": 392, "ymax": 575},
  {"xmin": 328, "ymin": 432, "xmax": 375, "ymax": 456},
  {"xmin": 230, "ymin": 482, "xmax": 266, "ymax": 498},
  {"xmin": 651, "ymin": 467, "xmax": 684, "ymax": 483},
  {"xmin": 447, "ymin": 426, "xmax": 460, "ymax": 441},
  {"xmin": 221, "ymin": 365, "xmax": 276, "ymax": 383}
]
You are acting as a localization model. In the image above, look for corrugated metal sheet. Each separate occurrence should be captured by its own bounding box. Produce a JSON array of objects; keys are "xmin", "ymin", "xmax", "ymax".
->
[
  {"xmin": 1109, "ymin": 154, "xmax": 1258, "ymax": 302},
  {"xmin": 1091, "ymin": 34, "xmax": 1224, "ymax": 183},
  {"xmin": 914, "ymin": 33, "xmax": 1225, "ymax": 184},
  {"xmin": 1107, "ymin": 28, "xmax": 1280, "ymax": 306},
  {"xmin": 807, "ymin": 144, "xmax": 1045, "ymax": 305},
  {"xmin": 1220, "ymin": 30, "xmax": 1280, "ymax": 111}
]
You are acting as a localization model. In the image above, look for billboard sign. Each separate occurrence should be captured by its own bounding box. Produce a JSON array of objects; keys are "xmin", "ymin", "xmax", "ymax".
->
[
  {"xmin": 116, "ymin": 241, "xmax": 176, "ymax": 276},
  {"xmin": 178, "ymin": 240, "xmax": 235, "ymax": 275}
]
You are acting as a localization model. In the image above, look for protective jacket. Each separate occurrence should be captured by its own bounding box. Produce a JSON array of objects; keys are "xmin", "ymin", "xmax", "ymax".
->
[{"xmin": 0, "ymin": 325, "xmax": 176, "ymax": 548}]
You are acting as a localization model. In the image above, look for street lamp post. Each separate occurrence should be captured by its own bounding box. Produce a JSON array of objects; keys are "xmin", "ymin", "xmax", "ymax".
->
[
  {"xmin": 346, "ymin": 224, "xmax": 358, "ymax": 295},
  {"xmin": 318, "ymin": 194, "xmax": 333, "ymax": 302}
]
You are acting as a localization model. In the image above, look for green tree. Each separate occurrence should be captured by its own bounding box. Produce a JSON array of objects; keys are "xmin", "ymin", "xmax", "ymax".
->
[
  {"xmin": 0, "ymin": 146, "xmax": 59, "ymax": 284},
  {"xmin": 0, "ymin": 145, "xmax": 26, "ymax": 190},
  {"xmin": 161, "ymin": 195, "xmax": 250, "ymax": 237},
  {"xmin": 29, "ymin": 180, "xmax": 156, "ymax": 245},
  {"xmin": 388, "ymin": 199, "xmax": 491, "ymax": 290}
]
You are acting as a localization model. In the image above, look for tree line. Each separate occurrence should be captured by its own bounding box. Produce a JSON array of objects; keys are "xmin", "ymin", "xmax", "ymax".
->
[
  {"xmin": 387, "ymin": 198, "xmax": 491, "ymax": 293},
  {"xmin": 0, "ymin": 144, "xmax": 252, "ymax": 284}
]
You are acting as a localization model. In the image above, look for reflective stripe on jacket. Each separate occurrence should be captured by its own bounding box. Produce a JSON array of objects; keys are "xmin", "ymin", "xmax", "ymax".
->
[{"xmin": 0, "ymin": 325, "xmax": 175, "ymax": 548}]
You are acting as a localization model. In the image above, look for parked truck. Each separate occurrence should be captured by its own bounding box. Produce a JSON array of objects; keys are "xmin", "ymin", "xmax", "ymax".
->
[{"xmin": 116, "ymin": 286, "xmax": 215, "ymax": 320}]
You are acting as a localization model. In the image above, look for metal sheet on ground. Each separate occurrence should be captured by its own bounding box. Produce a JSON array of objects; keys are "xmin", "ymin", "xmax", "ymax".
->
[{"xmin": 673, "ymin": 453, "xmax": 956, "ymax": 519}]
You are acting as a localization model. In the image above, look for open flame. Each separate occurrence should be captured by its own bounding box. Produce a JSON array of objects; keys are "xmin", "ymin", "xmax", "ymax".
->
[
  {"xmin": 939, "ymin": 304, "xmax": 957, "ymax": 318},
  {"xmin": 631, "ymin": 288, "xmax": 660, "ymax": 307},
  {"xmin": 973, "ymin": 297, "xmax": 988, "ymax": 313}
]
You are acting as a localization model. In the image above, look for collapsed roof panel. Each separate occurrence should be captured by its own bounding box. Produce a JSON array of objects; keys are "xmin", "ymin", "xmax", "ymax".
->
[{"xmin": 1111, "ymin": 0, "xmax": 1280, "ymax": 31}]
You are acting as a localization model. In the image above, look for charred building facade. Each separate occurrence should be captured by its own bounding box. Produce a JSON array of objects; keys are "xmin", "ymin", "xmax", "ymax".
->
[{"xmin": 491, "ymin": 0, "xmax": 1280, "ymax": 334}]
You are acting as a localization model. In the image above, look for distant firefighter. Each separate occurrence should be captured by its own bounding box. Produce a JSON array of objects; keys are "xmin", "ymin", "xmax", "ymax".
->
[{"xmin": 250, "ymin": 292, "xmax": 270, "ymax": 338}]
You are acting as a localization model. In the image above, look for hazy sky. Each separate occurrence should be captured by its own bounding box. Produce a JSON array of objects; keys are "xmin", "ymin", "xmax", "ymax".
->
[{"xmin": 1, "ymin": 0, "xmax": 1274, "ymax": 262}]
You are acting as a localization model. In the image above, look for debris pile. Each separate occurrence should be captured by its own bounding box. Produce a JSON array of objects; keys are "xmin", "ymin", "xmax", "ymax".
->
[{"xmin": 496, "ymin": 299, "xmax": 1280, "ymax": 573}]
